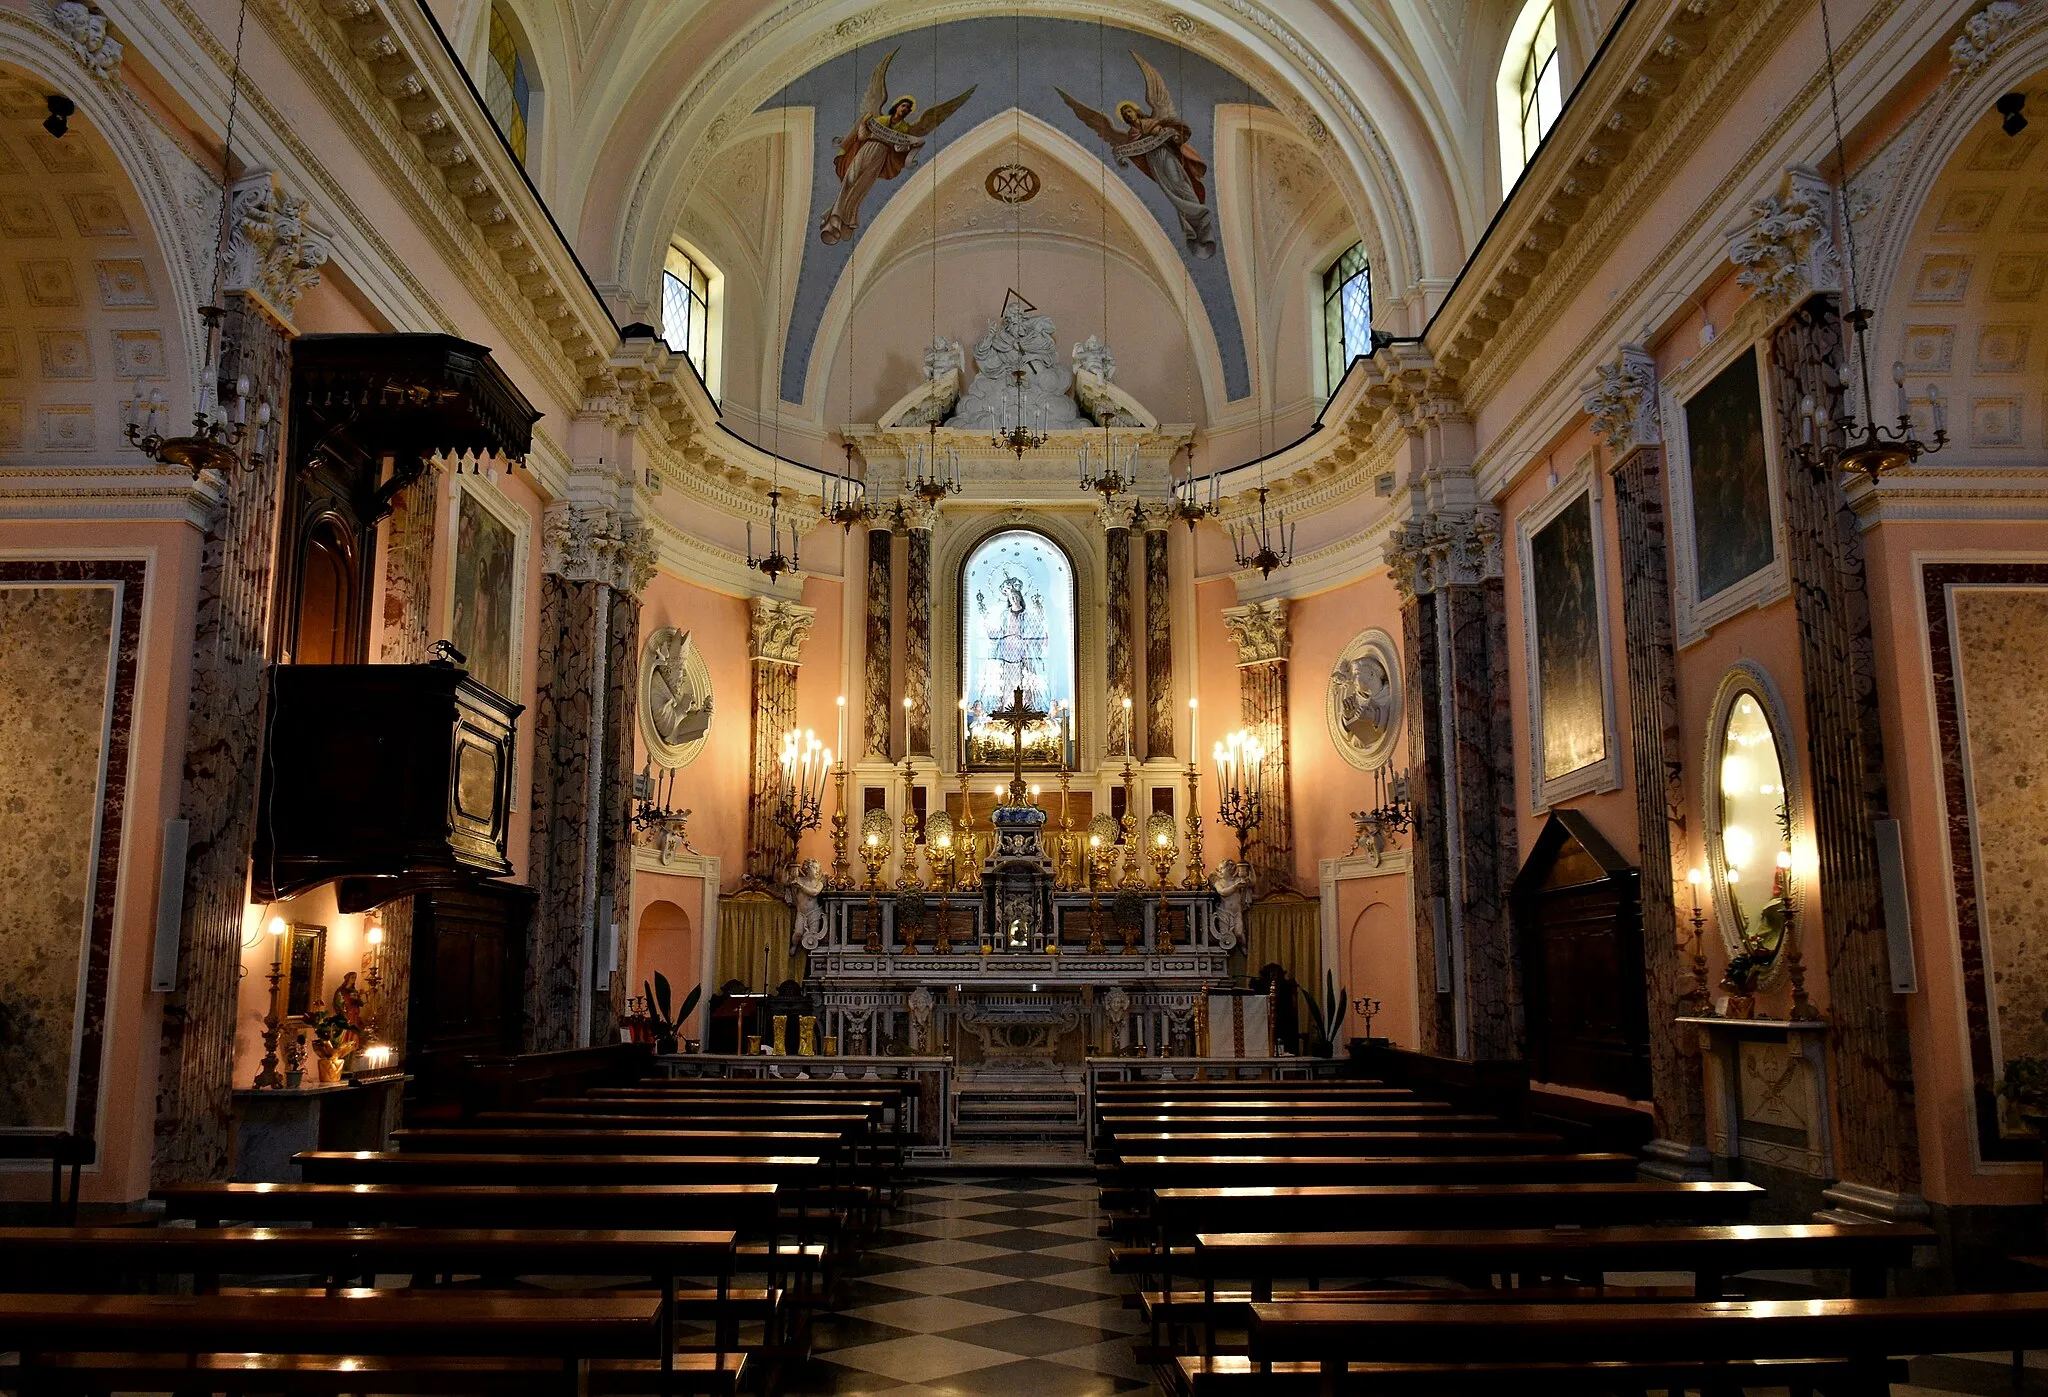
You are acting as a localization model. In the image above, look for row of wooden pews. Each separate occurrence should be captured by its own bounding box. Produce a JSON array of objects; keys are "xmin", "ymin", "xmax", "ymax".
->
[
  {"xmin": 0, "ymin": 1057, "xmax": 912, "ymax": 1395},
  {"xmin": 1095, "ymin": 1074, "xmax": 2043, "ymax": 1395}
]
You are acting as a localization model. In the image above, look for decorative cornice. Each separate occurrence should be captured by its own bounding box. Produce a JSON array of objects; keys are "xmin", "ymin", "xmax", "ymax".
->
[
  {"xmin": 1384, "ymin": 506, "xmax": 1503, "ymax": 604},
  {"xmin": 1582, "ymin": 343, "xmax": 1660, "ymax": 457},
  {"xmin": 1221, "ymin": 597, "xmax": 1290, "ymax": 665},
  {"xmin": 748, "ymin": 595, "xmax": 817, "ymax": 665},
  {"xmin": 541, "ymin": 502, "xmax": 656, "ymax": 592},
  {"xmin": 0, "ymin": 465, "xmax": 223, "ymax": 529},
  {"xmin": 1727, "ymin": 164, "xmax": 1839, "ymax": 312}
]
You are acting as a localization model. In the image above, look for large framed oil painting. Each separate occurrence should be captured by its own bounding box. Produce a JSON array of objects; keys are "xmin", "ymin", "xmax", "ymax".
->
[
  {"xmin": 1516, "ymin": 461, "xmax": 1617, "ymax": 807},
  {"xmin": 446, "ymin": 475, "xmax": 527, "ymax": 702},
  {"xmin": 1664, "ymin": 335, "xmax": 1788, "ymax": 644}
]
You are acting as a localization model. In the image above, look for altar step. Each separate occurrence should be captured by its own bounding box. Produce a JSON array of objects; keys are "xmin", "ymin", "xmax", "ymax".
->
[{"xmin": 952, "ymin": 1089, "xmax": 1087, "ymax": 1143}]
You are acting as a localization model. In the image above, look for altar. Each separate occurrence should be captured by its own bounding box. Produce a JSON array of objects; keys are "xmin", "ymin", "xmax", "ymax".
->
[{"xmin": 796, "ymin": 687, "xmax": 1234, "ymax": 1067}]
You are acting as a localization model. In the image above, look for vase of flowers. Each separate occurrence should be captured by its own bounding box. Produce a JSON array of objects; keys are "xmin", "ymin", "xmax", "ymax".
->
[{"xmin": 309, "ymin": 1011, "xmax": 359, "ymax": 1083}]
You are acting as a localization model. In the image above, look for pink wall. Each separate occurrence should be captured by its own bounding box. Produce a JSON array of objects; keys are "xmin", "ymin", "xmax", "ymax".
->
[
  {"xmin": 1335, "ymin": 873, "xmax": 1417, "ymax": 1048},
  {"xmin": 635, "ymin": 573, "xmax": 753, "ymax": 887}
]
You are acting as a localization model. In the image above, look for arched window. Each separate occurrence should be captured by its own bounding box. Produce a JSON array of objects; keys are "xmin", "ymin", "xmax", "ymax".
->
[
  {"xmin": 483, "ymin": 5, "xmax": 535, "ymax": 165},
  {"xmin": 960, "ymin": 530, "xmax": 1076, "ymax": 769},
  {"xmin": 663, "ymin": 244, "xmax": 716, "ymax": 385},
  {"xmin": 1321, "ymin": 243, "xmax": 1372, "ymax": 391},
  {"xmin": 1497, "ymin": 0, "xmax": 1562, "ymax": 185}
]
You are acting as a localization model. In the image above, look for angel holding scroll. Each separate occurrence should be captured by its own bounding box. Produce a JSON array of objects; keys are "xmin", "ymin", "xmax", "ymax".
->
[
  {"xmin": 819, "ymin": 50, "xmax": 975, "ymax": 245},
  {"xmin": 1058, "ymin": 51, "xmax": 1216, "ymax": 259}
]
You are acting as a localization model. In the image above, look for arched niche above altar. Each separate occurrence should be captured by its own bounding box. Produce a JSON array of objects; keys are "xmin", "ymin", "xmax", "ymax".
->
[{"xmin": 960, "ymin": 529, "xmax": 1077, "ymax": 768}]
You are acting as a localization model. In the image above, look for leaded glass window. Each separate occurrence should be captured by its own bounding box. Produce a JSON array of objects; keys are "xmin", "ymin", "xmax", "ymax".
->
[
  {"xmin": 484, "ymin": 7, "xmax": 532, "ymax": 165},
  {"xmin": 663, "ymin": 248, "xmax": 712, "ymax": 376},
  {"xmin": 1516, "ymin": 3, "xmax": 1561, "ymax": 170},
  {"xmin": 1322, "ymin": 243, "xmax": 1372, "ymax": 391}
]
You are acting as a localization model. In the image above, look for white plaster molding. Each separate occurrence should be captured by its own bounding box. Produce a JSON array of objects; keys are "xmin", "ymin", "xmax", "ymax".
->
[
  {"xmin": 0, "ymin": 466, "xmax": 222, "ymax": 529},
  {"xmin": 1221, "ymin": 597, "xmax": 1290, "ymax": 665},
  {"xmin": 1384, "ymin": 506, "xmax": 1503, "ymax": 604},
  {"xmin": 221, "ymin": 170, "xmax": 329, "ymax": 324}
]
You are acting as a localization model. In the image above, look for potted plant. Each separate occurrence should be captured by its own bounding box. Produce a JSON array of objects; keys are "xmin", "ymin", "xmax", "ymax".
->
[
  {"xmin": 1299, "ymin": 971, "xmax": 1350, "ymax": 1057},
  {"xmin": 641, "ymin": 972, "xmax": 702, "ymax": 1056},
  {"xmin": 282, "ymin": 1030, "xmax": 306, "ymax": 1089},
  {"xmin": 1996, "ymin": 1009, "xmax": 2048, "ymax": 1134},
  {"xmin": 308, "ymin": 1012, "xmax": 359, "ymax": 1083}
]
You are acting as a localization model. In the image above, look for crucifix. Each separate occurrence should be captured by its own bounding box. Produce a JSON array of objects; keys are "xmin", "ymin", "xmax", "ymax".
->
[{"xmin": 990, "ymin": 685, "xmax": 1046, "ymax": 807}]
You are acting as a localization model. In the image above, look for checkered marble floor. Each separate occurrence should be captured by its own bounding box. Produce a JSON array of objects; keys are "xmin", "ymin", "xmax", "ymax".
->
[{"xmin": 782, "ymin": 1175, "xmax": 1153, "ymax": 1396}]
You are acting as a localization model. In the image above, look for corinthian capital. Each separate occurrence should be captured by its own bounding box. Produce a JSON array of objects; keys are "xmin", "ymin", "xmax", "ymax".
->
[
  {"xmin": 748, "ymin": 595, "xmax": 816, "ymax": 665},
  {"xmin": 1583, "ymin": 343, "xmax": 1660, "ymax": 456},
  {"xmin": 222, "ymin": 171, "xmax": 329, "ymax": 322},
  {"xmin": 1727, "ymin": 166, "xmax": 1839, "ymax": 312},
  {"xmin": 541, "ymin": 502, "xmax": 658, "ymax": 592},
  {"xmin": 1221, "ymin": 598, "xmax": 1290, "ymax": 666},
  {"xmin": 1384, "ymin": 507, "xmax": 1504, "ymax": 602}
]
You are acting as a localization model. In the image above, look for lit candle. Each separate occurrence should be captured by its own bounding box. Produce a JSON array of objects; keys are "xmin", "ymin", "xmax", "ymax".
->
[
  {"xmin": 836, "ymin": 695, "xmax": 847, "ymax": 768},
  {"xmin": 1123, "ymin": 695, "xmax": 1133, "ymax": 758},
  {"xmin": 1188, "ymin": 697, "xmax": 1199, "ymax": 755}
]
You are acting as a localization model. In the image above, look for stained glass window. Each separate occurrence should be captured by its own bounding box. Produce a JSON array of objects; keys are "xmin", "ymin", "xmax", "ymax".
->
[
  {"xmin": 663, "ymin": 247, "xmax": 712, "ymax": 377},
  {"xmin": 484, "ymin": 7, "xmax": 532, "ymax": 165},
  {"xmin": 1322, "ymin": 243, "xmax": 1372, "ymax": 391},
  {"xmin": 960, "ymin": 530, "xmax": 1076, "ymax": 769}
]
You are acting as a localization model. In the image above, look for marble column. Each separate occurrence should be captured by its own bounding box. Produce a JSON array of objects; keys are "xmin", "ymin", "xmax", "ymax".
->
[
  {"xmin": 1768, "ymin": 297, "xmax": 1923, "ymax": 1215},
  {"xmin": 368, "ymin": 463, "xmax": 440, "ymax": 1063},
  {"xmin": 865, "ymin": 522, "xmax": 893, "ymax": 760},
  {"xmin": 1588, "ymin": 345, "xmax": 1709, "ymax": 1170},
  {"xmin": 1143, "ymin": 513, "xmax": 1174, "ymax": 759},
  {"xmin": 1103, "ymin": 505, "xmax": 1135, "ymax": 761},
  {"xmin": 1385, "ymin": 511, "xmax": 1519, "ymax": 1060},
  {"xmin": 747, "ymin": 597, "xmax": 817, "ymax": 881},
  {"xmin": 526, "ymin": 504, "xmax": 656, "ymax": 1051},
  {"xmin": 901, "ymin": 503, "xmax": 935, "ymax": 757},
  {"xmin": 151, "ymin": 288, "xmax": 292, "ymax": 1186},
  {"xmin": 1220, "ymin": 599, "xmax": 1292, "ymax": 890},
  {"xmin": 1395, "ymin": 577, "xmax": 1452, "ymax": 1055}
]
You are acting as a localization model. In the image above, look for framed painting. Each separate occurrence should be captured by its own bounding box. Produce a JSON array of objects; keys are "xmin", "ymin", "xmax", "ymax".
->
[
  {"xmin": 445, "ymin": 474, "xmax": 528, "ymax": 702},
  {"xmin": 1662, "ymin": 327, "xmax": 1789, "ymax": 645},
  {"xmin": 1515, "ymin": 458, "xmax": 1618, "ymax": 808}
]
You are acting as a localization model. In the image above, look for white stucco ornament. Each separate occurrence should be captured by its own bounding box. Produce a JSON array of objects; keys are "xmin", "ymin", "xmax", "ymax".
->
[{"xmin": 51, "ymin": 1, "xmax": 123, "ymax": 82}]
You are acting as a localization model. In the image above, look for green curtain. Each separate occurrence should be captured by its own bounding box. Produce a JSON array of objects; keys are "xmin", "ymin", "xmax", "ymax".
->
[
  {"xmin": 716, "ymin": 894, "xmax": 793, "ymax": 991},
  {"xmin": 1247, "ymin": 896, "xmax": 1321, "ymax": 987}
]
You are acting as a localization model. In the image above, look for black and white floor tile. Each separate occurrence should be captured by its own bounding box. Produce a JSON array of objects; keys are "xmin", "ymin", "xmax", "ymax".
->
[
  {"xmin": 782, "ymin": 1176, "xmax": 1152, "ymax": 1396},
  {"xmin": 768, "ymin": 1175, "xmax": 2044, "ymax": 1397}
]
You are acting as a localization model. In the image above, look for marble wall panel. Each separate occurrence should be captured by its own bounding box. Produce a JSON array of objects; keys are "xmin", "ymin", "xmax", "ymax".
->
[
  {"xmin": 1106, "ymin": 525, "xmax": 1134, "ymax": 760},
  {"xmin": 865, "ymin": 526, "xmax": 893, "ymax": 760},
  {"xmin": 527, "ymin": 575, "xmax": 604, "ymax": 1051},
  {"xmin": 0, "ymin": 565, "xmax": 141, "ymax": 1137},
  {"xmin": 1145, "ymin": 526, "xmax": 1173, "ymax": 759},
  {"xmin": 904, "ymin": 526, "xmax": 933, "ymax": 756},
  {"xmin": 1926, "ymin": 564, "xmax": 2048, "ymax": 1160}
]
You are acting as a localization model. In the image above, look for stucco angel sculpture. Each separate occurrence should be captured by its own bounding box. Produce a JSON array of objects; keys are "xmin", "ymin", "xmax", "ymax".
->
[
  {"xmin": 1058, "ymin": 52, "xmax": 1216, "ymax": 258},
  {"xmin": 1209, "ymin": 859, "xmax": 1254, "ymax": 951},
  {"xmin": 819, "ymin": 50, "xmax": 975, "ymax": 245},
  {"xmin": 784, "ymin": 858, "xmax": 829, "ymax": 951}
]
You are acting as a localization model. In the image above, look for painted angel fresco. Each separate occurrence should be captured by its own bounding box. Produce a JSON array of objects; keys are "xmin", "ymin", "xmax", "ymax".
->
[
  {"xmin": 1058, "ymin": 52, "xmax": 1216, "ymax": 258},
  {"xmin": 819, "ymin": 50, "xmax": 975, "ymax": 245}
]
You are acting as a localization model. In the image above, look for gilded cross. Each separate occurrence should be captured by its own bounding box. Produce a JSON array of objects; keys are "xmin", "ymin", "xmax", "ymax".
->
[{"xmin": 990, "ymin": 684, "xmax": 1046, "ymax": 806}]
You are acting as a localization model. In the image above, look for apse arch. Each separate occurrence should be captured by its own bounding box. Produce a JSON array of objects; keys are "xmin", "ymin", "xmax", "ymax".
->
[
  {"xmin": 595, "ymin": 2, "xmax": 1453, "ymax": 344},
  {"xmin": 0, "ymin": 22, "xmax": 208, "ymax": 463},
  {"xmin": 794, "ymin": 109, "xmax": 1234, "ymax": 425}
]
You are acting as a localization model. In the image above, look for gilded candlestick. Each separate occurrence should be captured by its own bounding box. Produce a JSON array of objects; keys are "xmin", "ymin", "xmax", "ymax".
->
[{"xmin": 1182, "ymin": 763, "xmax": 1207, "ymax": 888}]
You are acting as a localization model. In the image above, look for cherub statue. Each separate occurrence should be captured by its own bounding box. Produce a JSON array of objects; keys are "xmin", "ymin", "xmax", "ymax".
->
[
  {"xmin": 1209, "ymin": 859, "xmax": 1254, "ymax": 950},
  {"xmin": 1058, "ymin": 53, "xmax": 1217, "ymax": 258},
  {"xmin": 820, "ymin": 50, "xmax": 976, "ymax": 244},
  {"xmin": 782, "ymin": 858, "xmax": 829, "ymax": 951}
]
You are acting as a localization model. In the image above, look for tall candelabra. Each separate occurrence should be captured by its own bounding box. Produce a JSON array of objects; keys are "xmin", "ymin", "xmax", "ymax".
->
[
  {"xmin": 858, "ymin": 810, "xmax": 891, "ymax": 952},
  {"xmin": 926, "ymin": 811, "xmax": 957, "ymax": 953},
  {"xmin": 1118, "ymin": 753, "xmax": 1141, "ymax": 888},
  {"xmin": 1215, "ymin": 728, "xmax": 1266, "ymax": 862},
  {"xmin": 1182, "ymin": 763, "xmax": 1207, "ymax": 888},
  {"xmin": 254, "ymin": 916, "xmax": 287, "ymax": 1088},
  {"xmin": 1085, "ymin": 830, "xmax": 1113, "ymax": 954},
  {"xmin": 1682, "ymin": 867, "xmax": 1712, "ymax": 1014},
  {"xmin": 361, "ymin": 919, "xmax": 385, "ymax": 1049},
  {"xmin": 773, "ymin": 728, "xmax": 831, "ymax": 873},
  {"xmin": 1146, "ymin": 813, "xmax": 1179, "ymax": 950},
  {"xmin": 829, "ymin": 769, "xmax": 851, "ymax": 889},
  {"xmin": 898, "ymin": 753, "xmax": 924, "ymax": 890}
]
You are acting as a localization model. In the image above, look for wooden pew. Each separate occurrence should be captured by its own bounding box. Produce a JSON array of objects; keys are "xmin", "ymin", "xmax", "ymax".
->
[
  {"xmin": 1243, "ymin": 1293, "xmax": 2048, "ymax": 1396},
  {"xmin": 1107, "ymin": 1131, "xmax": 1567, "ymax": 1157},
  {"xmin": 1152, "ymin": 1181, "xmax": 1764, "ymax": 1236},
  {"xmin": 1194, "ymin": 1222, "xmax": 1936, "ymax": 1301},
  {"xmin": 1107, "ymin": 1153, "xmax": 1637, "ymax": 1192},
  {"xmin": 0, "ymin": 1225, "xmax": 736, "ymax": 1370},
  {"xmin": 154, "ymin": 1182, "xmax": 778, "ymax": 1232},
  {"xmin": 393, "ymin": 1129, "xmax": 844, "ymax": 1157},
  {"xmin": 0, "ymin": 1291, "xmax": 688, "ymax": 1396},
  {"xmin": 296, "ymin": 1152, "xmax": 824, "ymax": 1186}
]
